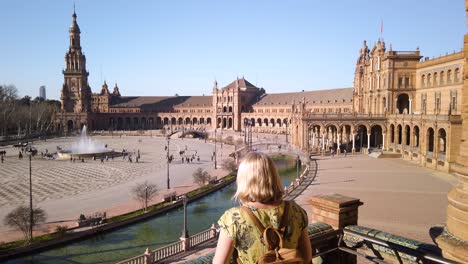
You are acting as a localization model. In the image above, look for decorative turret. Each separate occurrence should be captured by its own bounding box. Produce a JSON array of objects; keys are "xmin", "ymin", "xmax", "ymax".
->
[
  {"xmin": 213, "ymin": 80, "xmax": 218, "ymax": 91},
  {"xmin": 113, "ymin": 83, "xmax": 121, "ymax": 96},
  {"xmin": 101, "ymin": 81, "xmax": 110, "ymax": 95}
]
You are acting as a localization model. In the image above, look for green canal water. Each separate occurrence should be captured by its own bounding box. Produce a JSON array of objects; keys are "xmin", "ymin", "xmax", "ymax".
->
[{"xmin": 7, "ymin": 155, "xmax": 300, "ymax": 264}]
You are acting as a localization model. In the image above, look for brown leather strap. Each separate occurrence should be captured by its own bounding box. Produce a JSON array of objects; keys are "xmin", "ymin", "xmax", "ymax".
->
[
  {"xmin": 279, "ymin": 200, "xmax": 290, "ymax": 229},
  {"xmin": 240, "ymin": 201, "xmax": 290, "ymax": 233}
]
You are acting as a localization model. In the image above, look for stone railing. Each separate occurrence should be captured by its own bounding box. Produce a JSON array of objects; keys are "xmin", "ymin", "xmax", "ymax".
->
[
  {"xmin": 284, "ymin": 164, "xmax": 310, "ymax": 196},
  {"xmin": 189, "ymin": 227, "xmax": 217, "ymax": 248},
  {"xmin": 150, "ymin": 241, "xmax": 184, "ymax": 262},
  {"xmin": 303, "ymin": 113, "xmax": 386, "ymax": 120}
]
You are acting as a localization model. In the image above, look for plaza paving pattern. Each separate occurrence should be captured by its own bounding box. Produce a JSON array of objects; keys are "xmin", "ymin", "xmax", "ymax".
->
[{"xmin": 0, "ymin": 135, "xmax": 232, "ymax": 242}]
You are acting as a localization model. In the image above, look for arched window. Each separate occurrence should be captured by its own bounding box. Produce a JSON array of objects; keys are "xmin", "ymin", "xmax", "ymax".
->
[
  {"xmin": 421, "ymin": 75, "xmax": 426, "ymax": 87},
  {"xmin": 448, "ymin": 70, "xmax": 453, "ymax": 84},
  {"xmin": 433, "ymin": 73, "xmax": 438, "ymax": 86},
  {"xmin": 440, "ymin": 71, "xmax": 445, "ymax": 86},
  {"xmin": 427, "ymin": 73, "xmax": 432, "ymax": 87},
  {"xmin": 455, "ymin": 68, "xmax": 460, "ymax": 82}
]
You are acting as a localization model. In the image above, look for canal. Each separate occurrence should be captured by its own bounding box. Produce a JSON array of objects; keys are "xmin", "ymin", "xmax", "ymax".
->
[{"xmin": 7, "ymin": 155, "xmax": 300, "ymax": 264}]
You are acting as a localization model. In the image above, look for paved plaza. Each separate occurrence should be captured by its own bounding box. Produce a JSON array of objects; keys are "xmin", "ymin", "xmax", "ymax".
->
[
  {"xmin": 295, "ymin": 154, "xmax": 457, "ymax": 244},
  {"xmin": 0, "ymin": 134, "xmax": 233, "ymax": 243},
  {"xmin": 0, "ymin": 133, "xmax": 458, "ymax": 247}
]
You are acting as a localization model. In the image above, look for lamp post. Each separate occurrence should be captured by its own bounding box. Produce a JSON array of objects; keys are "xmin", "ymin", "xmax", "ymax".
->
[
  {"xmin": 27, "ymin": 150, "xmax": 33, "ymax": 242},
  {"xmin": 296, "ymin": 155, "xmax": 301, "ymax": 179},
  {"xmin": 285, "ymin": 121, "xmax": 289, "ymax": 144},
  {"xmin": 214, "ymin": 129, "xmax": 217, "ymax": 169},
  {"xmin": 181, "ymin": 194, "xmax": 189, "ymax": 239},
  {"xmin": 145, "ymin": 185, "xmax": 148, "ymax": 212},
  {"xmin": 220, "ymin": 128, "xmax": 223, "ymax": 158},
  {"xmin": 166, "ymin": 136, "xmax": 170, "ymax": 189}
]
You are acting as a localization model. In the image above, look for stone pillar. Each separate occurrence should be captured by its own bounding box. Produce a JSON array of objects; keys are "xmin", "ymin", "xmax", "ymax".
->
[
  {"xmin": 144, "ymin": 248, "xmax": 153, "ymax": 264},
  {"xmin": 312, "ymin": 131, "xmax": 316, "ymax": 149},
  {"xmin": 321, "ymin": 132, "xmax": 325, "ymax": 156},
  {"xmin": 352, "ymin": 133, "xmax": 356, "ymax": 155},
  {"xmin": 367, "ymin": 133, "xmax": 371, "ymax": 152},
  {"xmin": 432, "ymin": 6, "xmax": 468, "ymax": 262},
  {"xmin": 308, "ymin": 193, "xmax": 363, "ymax": 229},
  {"xmin": 309, "ymin": 194, "xmax": 363, "ymax": 264},
  {"xmin": 409, "ymin": 98, "xmax": 412, "ymax": 114},
  {"xmin": 382, "ymin": 133, "xmax": 386, "ymax": 151}
]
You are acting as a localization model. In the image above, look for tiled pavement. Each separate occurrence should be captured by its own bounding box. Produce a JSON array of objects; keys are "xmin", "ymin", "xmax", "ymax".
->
[{"xmin": 0, "ymin": 135, "xmax": 232, "ymax": 242}]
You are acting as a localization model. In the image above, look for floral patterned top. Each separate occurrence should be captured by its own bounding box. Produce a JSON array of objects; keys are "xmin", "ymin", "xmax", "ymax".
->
[{"xmin": 217, "ymin": 200, "xmax": 308, "ymax": 264}]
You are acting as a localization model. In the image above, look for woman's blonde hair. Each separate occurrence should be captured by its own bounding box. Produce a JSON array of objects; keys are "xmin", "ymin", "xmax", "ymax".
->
[{"xmin": 233, "ymin": 152, "xmax": 284, "ymax": 203}]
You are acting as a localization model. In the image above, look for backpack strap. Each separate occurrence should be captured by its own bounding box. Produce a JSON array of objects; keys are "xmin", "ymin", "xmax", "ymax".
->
[
  {"xmin": 279, "ymin": 200, "xmax": 290, "ymax": 231},
  {"xmin": 239, "ymin": 200, "xmax": 291, "ymax": 233}
]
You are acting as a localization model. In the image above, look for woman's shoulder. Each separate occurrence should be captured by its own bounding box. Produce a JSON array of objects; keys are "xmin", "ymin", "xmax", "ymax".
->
[{"xmin": 218, "ymin": 206, "xmax": 243, "ymax": 223}]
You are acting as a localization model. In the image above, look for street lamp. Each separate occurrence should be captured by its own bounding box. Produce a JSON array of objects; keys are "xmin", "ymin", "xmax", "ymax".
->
[
  {"xmin": 214, "ymin": 129, "xmax": 217, "ymax": 169},
  {"xmin": 296, "ymin": 155, "xmax": 301, "ymax": 179},
  {"xmin": 144, "ymin": 185, "xmax": 148, "ymax": 212},
  {"xmin": 220, "ymin": 128, "xmax": 223, "ymax": 158},
  {"xmin": 26, "ymin": 149, "xmax": 33, "ymax": 242},
  {"xmin": 181, "ymin": 194, "xmax": 189, "ymax": 239},
  {"xmin": 285, "ymin": 120, "xmax": 289, "ymax": 144},
  {"xmin": 166, "ymin": 136, "xmax": 170, "ymax": 189}
]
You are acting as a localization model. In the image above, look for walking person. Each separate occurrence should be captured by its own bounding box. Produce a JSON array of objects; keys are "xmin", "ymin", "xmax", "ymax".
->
[{"xmin": 213, "ymin": 152, "xmax": 312, "ymax": 264}]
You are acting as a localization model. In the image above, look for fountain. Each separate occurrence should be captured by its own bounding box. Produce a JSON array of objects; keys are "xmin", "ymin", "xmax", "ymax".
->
[{"xmin": 57, "ymin": 125, "xmax": 115, "ymax": 159}]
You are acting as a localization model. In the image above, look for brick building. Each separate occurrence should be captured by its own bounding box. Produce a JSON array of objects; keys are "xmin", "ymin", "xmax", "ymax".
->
[{"xmin": 56, "ymin": 10, "xmax": 462, "ymax": 172}]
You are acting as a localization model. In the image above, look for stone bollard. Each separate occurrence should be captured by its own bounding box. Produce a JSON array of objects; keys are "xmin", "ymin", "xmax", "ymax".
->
[
  {"xmin": 210, "ymin": 223, "xmax": 218, "ymax": 238},
  {"xmin": 309, "ymin": 193, "xmax": 363, "ymax": 263},
  {"xmin": 144, "ymin": 248, "xmax": 152, "ymax": 264},
  {"xmin": 180, "ymin": 236, "xmax": 190, "ymax": 251}
]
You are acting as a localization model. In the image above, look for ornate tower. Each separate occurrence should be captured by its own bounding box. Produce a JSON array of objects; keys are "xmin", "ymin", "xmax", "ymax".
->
[{"xmin": 60, "ymin": 8, "xmax": 91, "ymax": 113}]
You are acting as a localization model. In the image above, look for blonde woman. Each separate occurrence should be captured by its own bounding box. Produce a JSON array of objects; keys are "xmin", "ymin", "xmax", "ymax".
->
[{"xmin": 213, "ymin": 152, "xmax": 312, "ymax": 264}]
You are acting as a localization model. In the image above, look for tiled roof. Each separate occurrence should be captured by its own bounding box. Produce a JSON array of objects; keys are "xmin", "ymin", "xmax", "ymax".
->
[
  {"xmin": 223, "ymin": 78, "xmax": 258, "ymax": 90},
  {"xmin": 253, "ymin": 88, "xmax": 353, "ymax": 106},
  {"xmin": 110, "ymin": 96, "xmax": 212, "ymax": 108}
]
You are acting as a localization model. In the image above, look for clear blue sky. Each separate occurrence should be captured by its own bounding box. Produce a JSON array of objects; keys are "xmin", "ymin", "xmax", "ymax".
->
[{"xmin": 1, "ymin": 0, "xmax": 465, "ymax": 100}]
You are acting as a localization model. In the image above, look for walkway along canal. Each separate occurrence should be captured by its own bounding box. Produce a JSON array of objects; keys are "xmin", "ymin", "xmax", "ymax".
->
[{"xmin": 4, "ymin": 154, "xmax": 304, "ymax": 264}]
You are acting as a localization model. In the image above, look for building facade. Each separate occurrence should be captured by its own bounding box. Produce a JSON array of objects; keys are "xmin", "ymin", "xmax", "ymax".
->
[
  {"xmin": 56, "ymin": 11, "xmax": 462, "ymax": 172},
  {"xmin": 39, "ymin": 85, "xmax": 46, "ymax": 100}
]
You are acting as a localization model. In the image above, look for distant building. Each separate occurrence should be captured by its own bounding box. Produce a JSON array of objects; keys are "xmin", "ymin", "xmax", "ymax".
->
[
  {"xmin": 56, "ymin": 10, "xmax": 462, "ymax": 173},
  {"xmin": 39, "ymin": 85, "xmax": 46, "ymax": 100}
]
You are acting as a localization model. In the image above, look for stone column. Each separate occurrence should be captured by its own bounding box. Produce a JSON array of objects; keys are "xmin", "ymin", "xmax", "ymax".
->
[
  {"xmin": 409, "ymin": 98, "xmax": 412, "ymax": 114},
  {"xmin": 432, "ymin": 6, "xmax": 468, "ymax": 262},
  {"xmin": 382, "ymin": 133, "xmax": 386, "ymax": 151},
  {"xmin": 321, "ymin": 132, "xmax": 325, "ymax": 156},
  {"xmin": 367, "ymin": 133, "xmax": 371, "ymax": 152},
  {"xmin": 352, "ymin": 133, "xmax": 356, "ymax": 155}
]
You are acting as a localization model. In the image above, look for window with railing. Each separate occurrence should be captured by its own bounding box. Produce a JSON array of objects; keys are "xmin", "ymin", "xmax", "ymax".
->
[
  {"xmin": 435, "ymin": 92, "xmax": 441, "ymax": 114},
  {"xmin": 421, "ymin": 93, "xmax": 427, "ymax": 114},
  {"xmin": 451, "ymin": 90, "xmax": 457, "ymax": 113}
]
